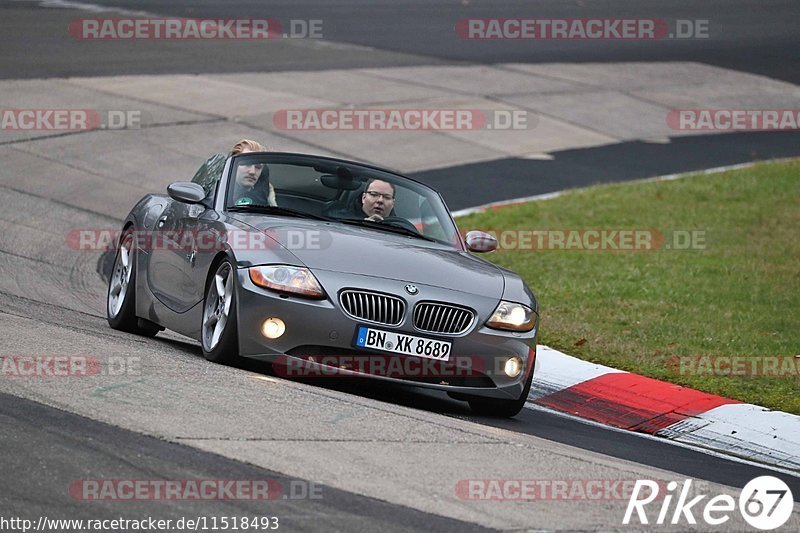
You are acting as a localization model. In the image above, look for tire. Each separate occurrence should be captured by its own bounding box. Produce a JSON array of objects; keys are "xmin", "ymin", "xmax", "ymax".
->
[
  {"xmin": 467, "ymin": 366, "xmax": 534, "ymax": 418},
  {"xmin": 107, "ymin": 230, "xmax": 160, "ymax": 337},
  {"xmin": 201, "ymin": 259, "xmax": 239, "ymax": 364}
]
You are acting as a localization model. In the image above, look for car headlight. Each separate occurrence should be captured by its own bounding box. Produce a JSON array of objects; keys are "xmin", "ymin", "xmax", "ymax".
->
[
  {"xmin": 486, "ymin": 301, "xmax": 536, "ymax": 332},
  {"xmin": 249, "ymin": 265, "xmax": 326, "ymax": 299}
]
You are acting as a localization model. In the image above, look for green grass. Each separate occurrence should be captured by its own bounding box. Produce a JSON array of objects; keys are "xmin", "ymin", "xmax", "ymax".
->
[{"xmin": 458, "ymin": 159, "xmax": 800, "ymax": 413}]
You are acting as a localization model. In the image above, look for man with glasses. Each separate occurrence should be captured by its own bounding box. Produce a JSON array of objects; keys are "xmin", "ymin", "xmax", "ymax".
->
[{"xmin": 360, "ymin": 179, "xmax": 396, "ymax": 222}]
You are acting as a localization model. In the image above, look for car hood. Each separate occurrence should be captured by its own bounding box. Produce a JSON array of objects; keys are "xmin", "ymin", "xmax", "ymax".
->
[{"xmin": 234, "ymin": 215, "xmax": 505, "ymax": 298}]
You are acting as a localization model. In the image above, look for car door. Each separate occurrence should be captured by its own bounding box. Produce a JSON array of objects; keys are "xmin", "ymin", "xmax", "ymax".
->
[
  {"xmin": 147, "ymin": 200, "xmax": 206, "ymax": 313},
  {"xmin": 148, "ymin": 155, "xmax": 227, "ymax": 313}
]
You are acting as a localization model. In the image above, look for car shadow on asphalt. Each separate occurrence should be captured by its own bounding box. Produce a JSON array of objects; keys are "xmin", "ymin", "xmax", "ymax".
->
[
  {"xmin": 148, "ymin": 332, "xmax": 501, "ymax": 420},
  {"xmin": 239, "ymin": 356, "xmax": 474, "ymax": 416}
]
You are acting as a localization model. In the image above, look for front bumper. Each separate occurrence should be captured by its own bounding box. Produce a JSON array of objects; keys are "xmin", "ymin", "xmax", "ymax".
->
[{"xmin": 235, "ymin": 267, "xmax": 537, "ymax": 400}]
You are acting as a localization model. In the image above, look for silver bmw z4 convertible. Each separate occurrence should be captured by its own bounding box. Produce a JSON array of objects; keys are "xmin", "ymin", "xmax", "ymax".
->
[{"xmin": 108, "ymin": 152, "xmax": 539, "ymax": 417}]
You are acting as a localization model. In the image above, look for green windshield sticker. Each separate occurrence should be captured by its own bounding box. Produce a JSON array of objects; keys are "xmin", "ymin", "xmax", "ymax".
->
[{"xmin": 236, "ymin": 197, "xmax": 253, "ymax": 205}]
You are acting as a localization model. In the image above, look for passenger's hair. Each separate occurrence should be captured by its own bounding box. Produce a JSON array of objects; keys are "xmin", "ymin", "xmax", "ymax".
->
[{"xmin": 229, "ymin": 139, "xmax": 266, "ymax": 155}]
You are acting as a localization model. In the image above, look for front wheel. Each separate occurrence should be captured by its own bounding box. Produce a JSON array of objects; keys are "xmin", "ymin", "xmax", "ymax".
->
[
  {"xmin": 107, "ymin": 230, "xmax": 160, "ymax": 337},
  {"xmin": 467, "ymin": 367, "xmax": 534, "ymax": 418},
  {"xmin": 201, "ymin": 259, "xmax": 239, "ymax": 364}
]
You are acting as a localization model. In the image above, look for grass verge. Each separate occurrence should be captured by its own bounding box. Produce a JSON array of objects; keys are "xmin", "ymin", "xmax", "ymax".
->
[{"xmin": 457, "ymin": 159, "xmax": 800, "ymax": 414}]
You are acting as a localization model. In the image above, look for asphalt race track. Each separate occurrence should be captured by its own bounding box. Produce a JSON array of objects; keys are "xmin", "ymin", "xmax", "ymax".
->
[
  {"xmin": 3, "ymin": 0, "xmax": 799, "ymax": 83},
  {"xmin": 1, "ymin": 1, "xmax": 799, "ymax": 531},
  {"xmin": 415, "ymin": 130, "xmax": 800, "ymax": 210}
]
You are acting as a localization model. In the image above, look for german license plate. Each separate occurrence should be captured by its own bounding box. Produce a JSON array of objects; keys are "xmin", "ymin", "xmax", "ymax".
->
[{"xmin": 354, "ymin": 326, "xmax": 451, "ymax": 361}]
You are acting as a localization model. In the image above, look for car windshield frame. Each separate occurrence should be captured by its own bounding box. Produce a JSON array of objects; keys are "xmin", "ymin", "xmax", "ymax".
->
[{"xmin": 219, "ymin": 152, "xmax": 464, "ymax": 250}]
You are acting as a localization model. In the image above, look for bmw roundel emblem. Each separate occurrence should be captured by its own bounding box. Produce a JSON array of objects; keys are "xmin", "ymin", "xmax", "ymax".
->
[{"xmin": 405, "ymin": 284, "xmax": 418, "ymax": 295}]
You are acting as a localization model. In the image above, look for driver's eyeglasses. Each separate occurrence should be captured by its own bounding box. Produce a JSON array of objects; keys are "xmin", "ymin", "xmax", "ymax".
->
[{"xmin": 365, "ymin": 191, "xmax": 395, "ymax": 201}]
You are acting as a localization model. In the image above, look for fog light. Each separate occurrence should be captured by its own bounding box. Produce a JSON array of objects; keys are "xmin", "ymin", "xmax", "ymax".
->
[
  {"xmin": 261, "ymin": 318, "xmax": 286, "ymax": 339},
  {"xmin": 504, "ymin": 356, "xmax": 523, "ymax": 378}
]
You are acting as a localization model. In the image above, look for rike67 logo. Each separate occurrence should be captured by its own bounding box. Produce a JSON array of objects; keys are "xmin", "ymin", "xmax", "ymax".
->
[{"xmin": 623, "ymin": 476, "xmax": 794, "ymax": 530}]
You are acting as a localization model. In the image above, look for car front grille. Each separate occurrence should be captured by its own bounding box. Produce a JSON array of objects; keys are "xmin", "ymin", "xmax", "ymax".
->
[
  {"xmin": 413, "ymin": 302, "xmax": 474, "ymax": 335},
  {"xmin": 339, "ymin": 290, "xmax": 405, "ymax": 326}
]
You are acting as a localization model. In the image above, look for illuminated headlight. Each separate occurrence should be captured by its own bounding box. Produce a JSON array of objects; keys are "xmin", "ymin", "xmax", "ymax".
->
[
  {"xmin": 486, "ymin": 301, "xmax": 536, "ymax": 332},
  {"xmin": 504, "ymin": 357, "xmax": 523, "ymax": 378},
  {"xmin": 261, "ymin": 318, "xmax": 286, "ymax": 339},
  {"xmin": 249, "ymin": 265, "xmax": 326, "ymax": 299}
]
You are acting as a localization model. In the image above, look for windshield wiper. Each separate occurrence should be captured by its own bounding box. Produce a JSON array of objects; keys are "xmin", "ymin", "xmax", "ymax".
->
[
  {"xmin": 227, "ymin": 204, "xmax": 332, "ymax": 221},
  {"xmin": 337, "ymin": 218, "xmax": 439, "ymax": 243}
]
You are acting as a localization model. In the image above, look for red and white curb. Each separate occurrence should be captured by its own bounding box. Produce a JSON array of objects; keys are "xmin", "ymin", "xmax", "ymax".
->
[
  {"xmin": 528, "ymin": 345, "xmax": 800, "ymax": 473},
  {"xmin": 452, "ymin": 161, "xmax": 800, "ymax": 473}
]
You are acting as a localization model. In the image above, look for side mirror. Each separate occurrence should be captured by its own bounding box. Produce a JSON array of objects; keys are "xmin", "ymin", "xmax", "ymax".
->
[
  {"xmin": 465, "ymin": 230, "xmax": 498, "ymax": 253},
  {"xmin": 167, "ymin": 182, "xmax": 206, "ymax": 204}
]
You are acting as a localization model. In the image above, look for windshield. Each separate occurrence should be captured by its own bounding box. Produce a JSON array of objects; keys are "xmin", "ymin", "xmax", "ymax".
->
[{"xmin": 225, "ymin": 153, "xmax": 461, "ymax": 247}]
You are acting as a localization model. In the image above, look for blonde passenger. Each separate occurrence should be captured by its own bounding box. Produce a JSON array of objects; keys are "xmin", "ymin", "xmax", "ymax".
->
[{"xmin": 229, "ymin": 139, "xmax": 276, "ymax": 206}]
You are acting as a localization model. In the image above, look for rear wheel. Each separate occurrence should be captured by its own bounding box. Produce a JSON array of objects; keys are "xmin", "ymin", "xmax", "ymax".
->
[
  {"xmin": 107, "ymin": 230, "xmax": 160, "ymax": 337},
  {"xmin": 467, "ymin": 367, "xmax": 534, "ymax": 418},
  {"xmin": 201, "ymin": 259, "xmax": 239, "ymax": 364}
]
